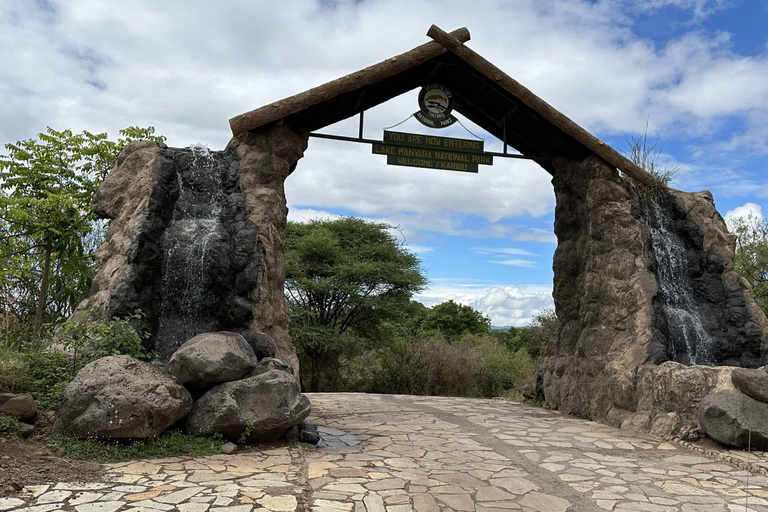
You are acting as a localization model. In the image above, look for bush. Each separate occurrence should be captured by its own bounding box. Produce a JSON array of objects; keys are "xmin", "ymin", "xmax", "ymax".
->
[
  {"xmin": 0, "ymin": 313, "xmax": 151, "ymax": 410},
  {"xmin": 349, "ymin": 333, "xmax": 537, "ymax": 399}
]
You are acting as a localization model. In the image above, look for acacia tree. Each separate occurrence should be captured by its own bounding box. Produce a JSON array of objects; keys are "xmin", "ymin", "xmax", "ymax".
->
[
  {"xmin": 285, "ymin": 217, "xmax": 426, "ymax": 391},
  {"xmin": 0, "ymin": 126, "xmax": 165, "ymax": 340},
  {"xmin": 731, "ymin": 213, "xmax": 768, "ymax": 315},
  {"xmin": 410, "ymin": 300, "xmax": 491, "ymax": 339}
]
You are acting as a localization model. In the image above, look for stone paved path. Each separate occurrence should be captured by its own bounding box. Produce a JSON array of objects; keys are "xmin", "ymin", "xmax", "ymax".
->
[{"xmin": 4, "ymin": 394, "xmax": 768, "ymax": 512}]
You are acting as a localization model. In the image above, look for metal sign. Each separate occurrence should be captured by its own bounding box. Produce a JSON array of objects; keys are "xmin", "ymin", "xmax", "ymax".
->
[
  {"xmin": 414, "ymin": 84, "xmax": 458, "ymax": 129},
  {"xmin": 373, "ymin": 131, "xmax": 493, "ymax": 173}
]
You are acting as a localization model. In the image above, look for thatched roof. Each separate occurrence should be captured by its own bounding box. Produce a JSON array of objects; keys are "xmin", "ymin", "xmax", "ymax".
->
[{"xmin": 229, "ymin": 25, "xmax": 652, "ymax": 185}]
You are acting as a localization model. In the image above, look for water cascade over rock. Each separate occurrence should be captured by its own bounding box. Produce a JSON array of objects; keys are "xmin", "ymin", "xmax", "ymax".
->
[
  {"xmin": 643, "ymin": 198, "xmax": 714, "ymax": 366},
  {"xmin": 156, "ymin": 146, "xmax": 227, "ymax": 360}
]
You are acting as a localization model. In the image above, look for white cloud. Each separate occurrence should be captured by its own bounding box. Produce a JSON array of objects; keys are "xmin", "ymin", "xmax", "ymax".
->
[
  {"xmin": 287, "ymin": 207, "xmax": 343, "ymax": 224},
  {"xmin": 415, "ymin": 280, "xmax": 554, "ymax": 327},
  {"xmin": 473, "ymin": 247, "xmax": 536, "ymax": 257},
  {"xmin": 488, "ymin": 259, "xmax": 537, "ymax": 268},
  {"xmin": 1, "ymin": 0, "xmax": 767, "ymax": 244},
  {"xmin": 725, "ymin": 202, "xmax": 763, "ymax": 231},
  {"xmin": 407, "ymin": 245, "xmax": 434, "ymax": 255}
]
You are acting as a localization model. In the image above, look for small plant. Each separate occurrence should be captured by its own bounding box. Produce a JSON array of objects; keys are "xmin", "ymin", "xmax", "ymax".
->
[
  {"xmin": 0, "ymin": 415, "xmax": 21, "ymax": 438},
  {"xmin": 622, "ymin": 122, "xmax": 685, "ymax": 190},
  {"xmin": 239, "ymin": 415, "xmax": 256, "ymax": 444},
  {"xmin": 48, "ymin": 431, "xmax": 224, "ymax": 462}
]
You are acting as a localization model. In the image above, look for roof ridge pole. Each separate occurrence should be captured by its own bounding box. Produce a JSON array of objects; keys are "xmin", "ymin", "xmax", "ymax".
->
[
  {"xmin": 426, "ymin": 24, "xmax": 654, "ymax": 186},
  {"xmin": 228, "ymin": 27, "xmax": 471, "ymax": 137}
]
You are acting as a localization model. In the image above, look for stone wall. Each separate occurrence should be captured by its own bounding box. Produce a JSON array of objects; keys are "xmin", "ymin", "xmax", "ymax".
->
[
  {"xmin": 74, "ymin": 123, "xmax": 307, "ymax": 372},
  {"xmin": 529, "ymin": 155, "xmax": 768, "ymax": 439}
]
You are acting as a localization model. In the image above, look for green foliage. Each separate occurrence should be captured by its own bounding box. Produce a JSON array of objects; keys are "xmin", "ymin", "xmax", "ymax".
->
[
  {"xmin": 732, "ymin": 213, "xmax": 768, "ymax": 315},
  {"xmin": 48, "ymin": 431, "xmax": 224, "ymax": 462},
  {"xmin": 496, "ymin": 309, "xmax": 559, "ymax": 359},
  {"xmin": 57, "ymin": 310, "xmax": 152, "ymax": 368},
  {"xmin": 0, "ymin": 314, "xmax": 151, "ymax": 409},
  {"xmin": 286, "ymin": 217, "xmax": 426, "ymax": 391},
  {"xmin": 409, "ymin": 300, "xmax": 491, "ymax": 339},
  {"xmin": 354, "ymin": 333, "xmax": 537, "ymax": 399},
  {"xmin": 0, "ymin": 415, "xmax": 21, "ymax": 438},
  {"xmin": 0, "ymin": 126, "xmax": 165, "ymax": 342}
]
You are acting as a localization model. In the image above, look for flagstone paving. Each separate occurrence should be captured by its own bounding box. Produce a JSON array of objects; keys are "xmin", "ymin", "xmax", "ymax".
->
[{"xmin": 5, "ymin": 393, "xmax": 768, "ymax": 512}]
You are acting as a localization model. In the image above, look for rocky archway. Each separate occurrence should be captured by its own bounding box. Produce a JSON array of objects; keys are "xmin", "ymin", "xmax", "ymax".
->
[{"xmin": 75, "ymin": 25, "xmax": 768, "ymax": 443}]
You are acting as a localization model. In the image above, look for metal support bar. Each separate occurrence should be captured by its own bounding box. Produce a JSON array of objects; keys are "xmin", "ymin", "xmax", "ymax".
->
[
  {"xmin": 503, "ymin": 117, "xmax": 507, "ymax": 155},
  {"xmin": 358, "ymin": 110, "xmax": 364, "ymax": 140},
  {"xmin": 308, "ymin": 132, "xmax": 550, "ymax": 161}
]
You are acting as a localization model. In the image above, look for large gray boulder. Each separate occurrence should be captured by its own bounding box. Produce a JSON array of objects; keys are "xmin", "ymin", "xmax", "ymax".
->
[
  {"xmin": 698, "ymin": 389, "xmax": 768, "ymax": 449},
  {"xmin": 53, "ymin": 356, "xmax": 192, "ymax": 440},
  {"xmin": 168, "ymin": 332, "xmax": 256, "ymax": 388},
  {"xmin": 186, "ymin": 369, "xmax": 311, "ymax": 442},
  {"xmin": 731, "ymin": 367, "xmax": 768, "ymax": 403}
]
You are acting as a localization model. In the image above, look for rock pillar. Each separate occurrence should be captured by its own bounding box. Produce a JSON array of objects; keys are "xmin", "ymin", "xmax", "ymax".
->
[
  {"xmin": 530, "ymin": 155, "xmax": 768, "ymax": 438},
  {"xmin": 74, "ymin": 123, "xmax": 307, "ymax": 373}
]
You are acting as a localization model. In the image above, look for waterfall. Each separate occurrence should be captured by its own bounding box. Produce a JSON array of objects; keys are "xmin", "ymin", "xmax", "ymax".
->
[
  {"xmin": 156, "ymin": 145, "xmax": 225, "ymax": 360},
  {"xmin": 644, "ymin": 198, "xmax": 714, "ymax": 365}
]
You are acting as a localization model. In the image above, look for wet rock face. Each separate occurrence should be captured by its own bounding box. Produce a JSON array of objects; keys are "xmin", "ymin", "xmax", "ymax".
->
[
  {"xmin": 532, "ymin": 155, "xmax": 768, "ymax": 437},
  {"xmin": 72, "ymin": 125, "xmax": 308, "ymax": 371}
]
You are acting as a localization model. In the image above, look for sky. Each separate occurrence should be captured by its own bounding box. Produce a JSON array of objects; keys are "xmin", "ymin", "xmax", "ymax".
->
[{"xmin": 1, "ymin": 0, "xmax": 767, "ymax": 327}]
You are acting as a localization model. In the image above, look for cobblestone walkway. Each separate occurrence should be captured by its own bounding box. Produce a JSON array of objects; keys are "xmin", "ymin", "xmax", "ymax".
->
[{"xmin": 4, "ymin": 394, "xmax": 768, "ymax": 512}]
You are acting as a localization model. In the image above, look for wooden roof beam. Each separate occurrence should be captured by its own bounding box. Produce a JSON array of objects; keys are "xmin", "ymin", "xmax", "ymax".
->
[
  {"xmin": 426, "ymin": 24, "xmax": 654, "ymax": 186},
  {"xmin": 229, "ymin": 27, "xmax": 471, "ymax": 137}
]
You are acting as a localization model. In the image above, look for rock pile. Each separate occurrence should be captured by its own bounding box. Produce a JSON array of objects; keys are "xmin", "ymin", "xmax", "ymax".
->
[{"xmin": 53, "ymin": 331, "xmax": 312, "ymax": 444}]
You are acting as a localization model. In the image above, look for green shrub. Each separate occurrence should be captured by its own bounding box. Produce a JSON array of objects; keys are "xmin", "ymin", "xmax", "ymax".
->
[
  {"xmin": 57, "ymin": 310, "xmax": 152, "ymax": 366},
  {"xmin": 0, "ymin": 313, "xmax": 151, "ymax": 410},
  {"xmin": 48, "ymin": 431, "xmax": 224, "ymax": 462},
  {"xmin": 353, "ymin": 333, "xmax": 538, "ymax": 399},
  {"xmin": 0, "ymin": 415, "xmax": 21, "ymax": 438}
]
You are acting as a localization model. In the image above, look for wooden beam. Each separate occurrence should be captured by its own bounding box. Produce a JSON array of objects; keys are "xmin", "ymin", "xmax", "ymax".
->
[
  {"xmin": 426, "ymin": 24, "xmax": 654, "ymax": 186},
  {"xmin": 229, "ymin": 28, "xmax": 471, "ymax": 137}
]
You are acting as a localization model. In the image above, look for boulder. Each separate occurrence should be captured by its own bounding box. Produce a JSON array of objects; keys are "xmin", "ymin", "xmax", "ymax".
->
[
  {"xmin": 0, "ymin": 393, "xmax": 37, "ymax": 422},
  {"xmin": 168, "ymin": 332, "xmax": 257, "ymax": 388},
  {"xmin": 246, "ymin": 357, "xmax": 294, "ymax": 378},
  {"xmin": 53, "ymin": 356, "xmax": 192, "ymax": 440},
  {"xmin": 731, "ymin": 367, "xmax": 768, "ymax": 403},
  {"xmin": 698, "ymin": 389, "xmax": 768, "ymax": 449},
  {"xmin": 186, "ymin": 369, "xmax": 311, "ymax": 442}
]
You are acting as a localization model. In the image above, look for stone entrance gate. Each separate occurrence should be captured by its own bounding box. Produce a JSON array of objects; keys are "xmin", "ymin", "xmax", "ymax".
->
[{"xmin": 76, "ymin": 25, "xmax": 768, "ymax": 443}]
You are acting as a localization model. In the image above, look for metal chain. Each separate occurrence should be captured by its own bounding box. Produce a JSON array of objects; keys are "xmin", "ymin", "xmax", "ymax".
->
[
  {"xmin": 383, "ymin": 114, "xmax": 414, "ymax": 131},
  {"xmin": 456, "ymin": 118, "xmax": 484, "ymax": 141}
]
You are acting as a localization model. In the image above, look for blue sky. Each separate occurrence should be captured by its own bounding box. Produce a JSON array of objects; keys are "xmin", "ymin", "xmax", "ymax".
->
[{"xmin": 1, "ymin": 0, "xmax": 767, "ymax": 325}]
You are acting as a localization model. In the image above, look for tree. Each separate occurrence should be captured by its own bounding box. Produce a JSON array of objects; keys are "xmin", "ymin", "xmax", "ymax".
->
[
  {"xmin": 0, "ymin": 126, "xmax": 165, "ymax": 340},
  {"xmin": 731, "ymin": 213, "xmax": 768, "ymax": 315},
  {"xmin": 411, "ymin": 300, "xmax": 491, "ymax": 339},
  {"xmin": 285, "ymin": 217, "xmax": 427, "ymax": 390}
]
